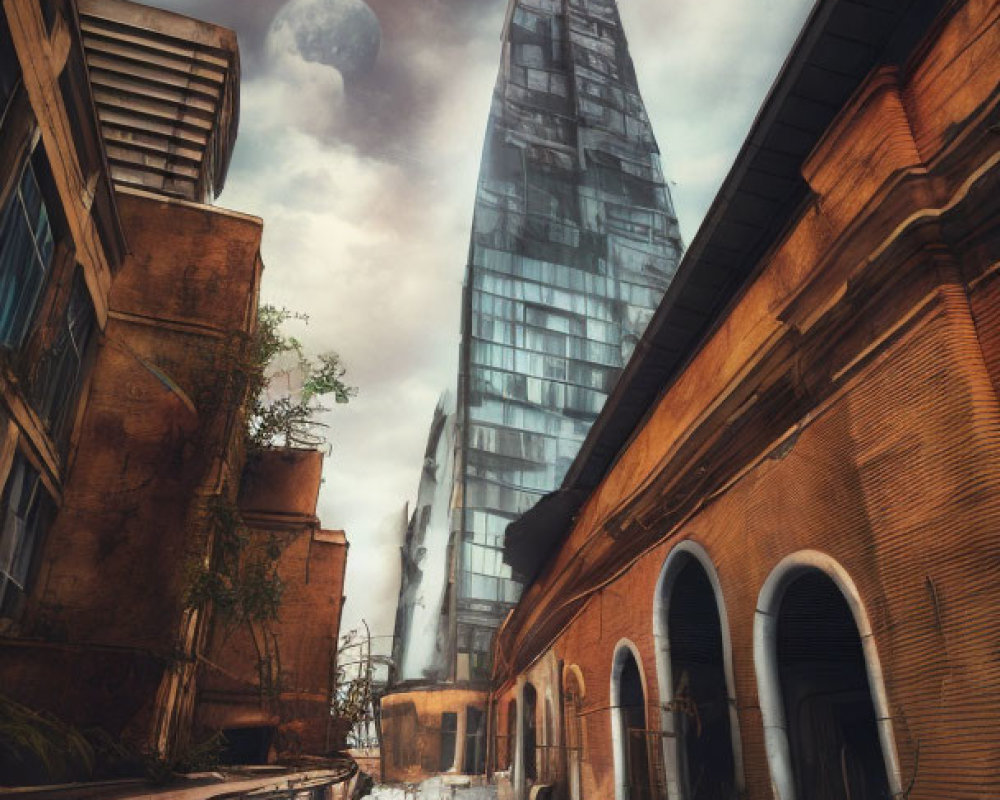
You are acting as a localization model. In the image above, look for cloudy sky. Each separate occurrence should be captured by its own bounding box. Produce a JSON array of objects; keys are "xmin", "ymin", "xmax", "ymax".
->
[{"xmin": 148, "ymin": 0, "xmax": 815, "ymax": 639}]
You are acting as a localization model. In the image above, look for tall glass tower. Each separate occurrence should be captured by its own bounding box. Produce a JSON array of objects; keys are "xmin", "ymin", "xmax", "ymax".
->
[{"xmin": 394, "ymin": 0, "xmax": 682, "ymax": 686}]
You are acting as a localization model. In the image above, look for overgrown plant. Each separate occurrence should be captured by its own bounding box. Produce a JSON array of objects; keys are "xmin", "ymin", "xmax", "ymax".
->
[
  {"xmin": 0, "ymin": 694, "xmax": 94, "ymax": 783},
  {"xmin": 242, "ymin": 305, "xmax": 355, "ymax": 449},
  {"xmin": 185, "ymin": 495, "xmax": 284, "ymax": 629}
]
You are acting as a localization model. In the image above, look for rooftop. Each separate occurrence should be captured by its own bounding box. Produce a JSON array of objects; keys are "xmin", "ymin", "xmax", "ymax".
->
[{"xmin": 78, "ymin": 0, "xmax": 240, "ymax": 202}]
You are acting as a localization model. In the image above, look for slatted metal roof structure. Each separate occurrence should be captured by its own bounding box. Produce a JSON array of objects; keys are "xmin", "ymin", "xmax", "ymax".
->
[
  {"xmin": 78, "ymin": 0, "xmax": 240, "ymax": 203},
  {"xmin": 505, "ymin": 0, "xmax": 949, "ymax": 580}
]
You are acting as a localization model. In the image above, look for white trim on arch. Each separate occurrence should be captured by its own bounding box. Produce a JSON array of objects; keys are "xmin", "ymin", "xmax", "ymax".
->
[
  {"xmin": 610, "ymin": 638, "xmax": 649, "ymax": 800},
  {"xmin": 652, "ymin": 540, "xmax": 745, "ymax": 799},
  {"xmin": 753, "ymin": 550, "xmax": 903, "ymax": 800}
]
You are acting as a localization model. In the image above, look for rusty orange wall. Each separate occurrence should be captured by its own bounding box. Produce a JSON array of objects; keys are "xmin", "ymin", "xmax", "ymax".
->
[
  {"xmin": 239, "ymin": 448, "xmax": 324, "ymax": 518},
  {"xmin": 380, "ymin": 688, "xmax": 487, "ymax": 783},
  {"xmin": 0, "ymin": 190, "xmax": 262, "ymax": 737},
  {"xmin": 496, "ymin": 3, "xmax": 1000, "ymax": 799},
  {"xmin": 196, "ymin": 520, "xmax": 348, "ymax": 757}
]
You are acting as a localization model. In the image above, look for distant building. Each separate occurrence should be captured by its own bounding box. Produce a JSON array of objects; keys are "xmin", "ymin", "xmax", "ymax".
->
[
  {"xmin": 386, "ymin": 0, "xmax": 681, "ymax": 781},
  {"xmin": 494, "ymin": 1, "xmax": 1000, "ymax": 799},
  {"xmin": 0, "ymin": 0, "xmax": 350, "ymax": 788}
]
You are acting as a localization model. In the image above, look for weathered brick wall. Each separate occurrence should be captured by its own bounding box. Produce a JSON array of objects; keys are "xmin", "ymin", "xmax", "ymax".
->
[
  {"xmin": 195, "ymin": 448, "xmax": 349, "ymax": 759},
  {"xmin": 0, "ymin": 190, "xmax": 262, "ymax": 741}
]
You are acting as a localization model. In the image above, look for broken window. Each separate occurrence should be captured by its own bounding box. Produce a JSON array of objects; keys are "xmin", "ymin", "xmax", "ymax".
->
[
  {"xmin": 30, "ymin": 269, "xmax": 97, "ymax": 451},
  {"xmin": 0, "ymin": 451, "xmax": 56, "ymax": 616},
  {"xmin": 0, "ymin": 151, "xmax": 55, "ymax": 347}
]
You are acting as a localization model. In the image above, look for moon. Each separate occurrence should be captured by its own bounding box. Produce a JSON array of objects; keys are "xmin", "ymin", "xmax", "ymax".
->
[{"xmin": 271, "ymin": 0, "xmax": 381, "ymax": 80}]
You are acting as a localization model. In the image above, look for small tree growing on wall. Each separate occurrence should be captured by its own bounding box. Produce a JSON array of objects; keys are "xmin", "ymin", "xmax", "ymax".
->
[{"xmin": 244, "ymin": 305, "xmax": 356, "ymax": 450}]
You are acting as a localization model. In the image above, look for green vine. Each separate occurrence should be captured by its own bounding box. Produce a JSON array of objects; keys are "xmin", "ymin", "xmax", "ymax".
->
[
  {"xmin": 242, "ymin": 305, "xmax": 356, "ymax": 449},
  {"xmin": 184, "ymin": 495, "xmax": 283, "ymax": 628}
]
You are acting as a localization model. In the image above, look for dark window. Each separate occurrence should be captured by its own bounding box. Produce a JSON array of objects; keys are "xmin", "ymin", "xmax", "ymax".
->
[
  {"xmin": 0, "ymin": 8, "xmax": 20, "ymax": 115},
  {"xmin": 523, "ymin": 683, "xmax": 537, "ymax": 781},
  {"xmin": 440, "ymin": 711, "xmax": 458, "ymax": 772},
  {"xmin": 30, "ymin": 269, "xmax": 97, "ymax": 449},
  {"xmin": 0, "ymin": 156, "xmax": 55, "ymax": 347},
  {"xmin": 618, "ymin": 651, "xmax": 652, "ymax": 800},
  {"xmin": 0, "ymin": 452, "xmax": 56, "ymax": 615},
  {"xmin": 506, "ymin": 699, "xmax": 517, "ymax": 771}
]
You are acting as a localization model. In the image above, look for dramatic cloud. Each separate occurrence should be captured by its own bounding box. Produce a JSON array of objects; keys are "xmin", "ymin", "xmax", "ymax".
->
[{"xmin": 146, "ymin": 0, "xmax": 815, "ymax": 640}]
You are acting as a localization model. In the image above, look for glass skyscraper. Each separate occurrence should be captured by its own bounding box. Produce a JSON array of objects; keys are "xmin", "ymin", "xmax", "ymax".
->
[{"xmin": 394, "ymin": 0, "xmax": 682, "ymax": 686}]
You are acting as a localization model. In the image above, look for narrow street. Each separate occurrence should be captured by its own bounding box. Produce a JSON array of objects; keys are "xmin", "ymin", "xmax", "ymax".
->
[{"xmin": 369, "ymin": 778, "xmax": 497, "ymax": 800}]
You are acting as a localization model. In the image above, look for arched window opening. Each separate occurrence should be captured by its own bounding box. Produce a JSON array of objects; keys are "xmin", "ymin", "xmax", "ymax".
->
[
  {"xmin": 612, "ymin": 644, "xmax": 653, "ymax": 800},
  {"xmin": 776, "ymin": 570, "xmax": 890, "ymax": 800},
  {"xmin": 523, "ymin": 682, "xmax": 538, "ymax": 783},
  {"xmin": 776, "ymin": 570, "xmax": 889, "ymax": 800},
  {"xmin": 506, "ymin": 698, "xmax": 517, "ymax": 772},
  {"xmin": 667, "ymin": 556, "xmax": 737, "ymax": 799},
  {"xmin": 564, "ymin": 669, "xmax": 585, "ymax": 800}
]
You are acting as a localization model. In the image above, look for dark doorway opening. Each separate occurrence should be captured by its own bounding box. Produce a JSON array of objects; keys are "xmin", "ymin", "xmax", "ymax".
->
[
  {"xmin": 617, "ymin": 650, "xmax": 652, "ymax": 800},
  {"xmin": 464, "ymin": 705, "xmax": 486, "ymax": 774},
  {"xmin": 523, "ymin": 683, "xmax": 538, "ymax": 782},
  {"xmin": 507, "ymin": 698, "xmax": 517, "ymax": 772},
  {"xmin": 667, "ymin": 556, "xmax": 737, "ymax": 799},
  {"xmin": 440, "ymin": 711, "xmax": 458, "ymax": 772},
  {"xmin": 219, "ymin": 726, "xmax": 274, "ymax": 765},
  {"xmin": 777, "ymin": 571, "xmax": 889, "ymax": 800}
]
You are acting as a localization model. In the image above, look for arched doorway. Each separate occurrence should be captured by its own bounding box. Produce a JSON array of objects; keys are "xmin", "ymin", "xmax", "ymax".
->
[
  {"xmin": 755, "ymin": 552, "xmax": 902, "ymax": 800},
  {"xmin": 612, "ymin": 642, "xmax": 652, "ymax": 800},
  {"xmin": 506, "ymin": 698, "xmax": 517, "ymax": 773},
  {"xmin": 657, "ymin": 549, "xmax": 739, "ymax": 799},
  {"xmin": 523, "ymin": 682, "xmax": 538, "ymax": 784},
  {"xmin": 564, "ymin": 667, "xmax": 585, "ymax": 800}
]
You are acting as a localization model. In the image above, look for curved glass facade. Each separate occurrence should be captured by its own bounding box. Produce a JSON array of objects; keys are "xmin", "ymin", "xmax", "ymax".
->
[{"xmin": 395, "ymin": 0, "xmax": 682, "ymax": 684}]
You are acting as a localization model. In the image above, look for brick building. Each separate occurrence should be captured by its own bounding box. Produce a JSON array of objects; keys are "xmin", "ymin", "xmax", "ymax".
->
[
  {"xmin": 0, "ymin": 0, "xmax": 349, "ymax": 785},
  {"xmin": 493, "ymin": 1, "xmax": 1000, "ymax": 799},
  {"xmin": 196, "ymin": 447, "xmax": 350, "ymax": 763}
]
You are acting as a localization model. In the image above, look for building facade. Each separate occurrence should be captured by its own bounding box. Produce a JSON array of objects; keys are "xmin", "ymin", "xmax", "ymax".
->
[
  {"xmin": 452, "ymin": 0, "xmax": 682, "ymax": 684},
  {"xmin": 493, "ymin": 1, "xmax": 1000, "ymax": 799},
  {"xmin": 0, "ymin": 0, "xmax": 350, "ymax": 786}
]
